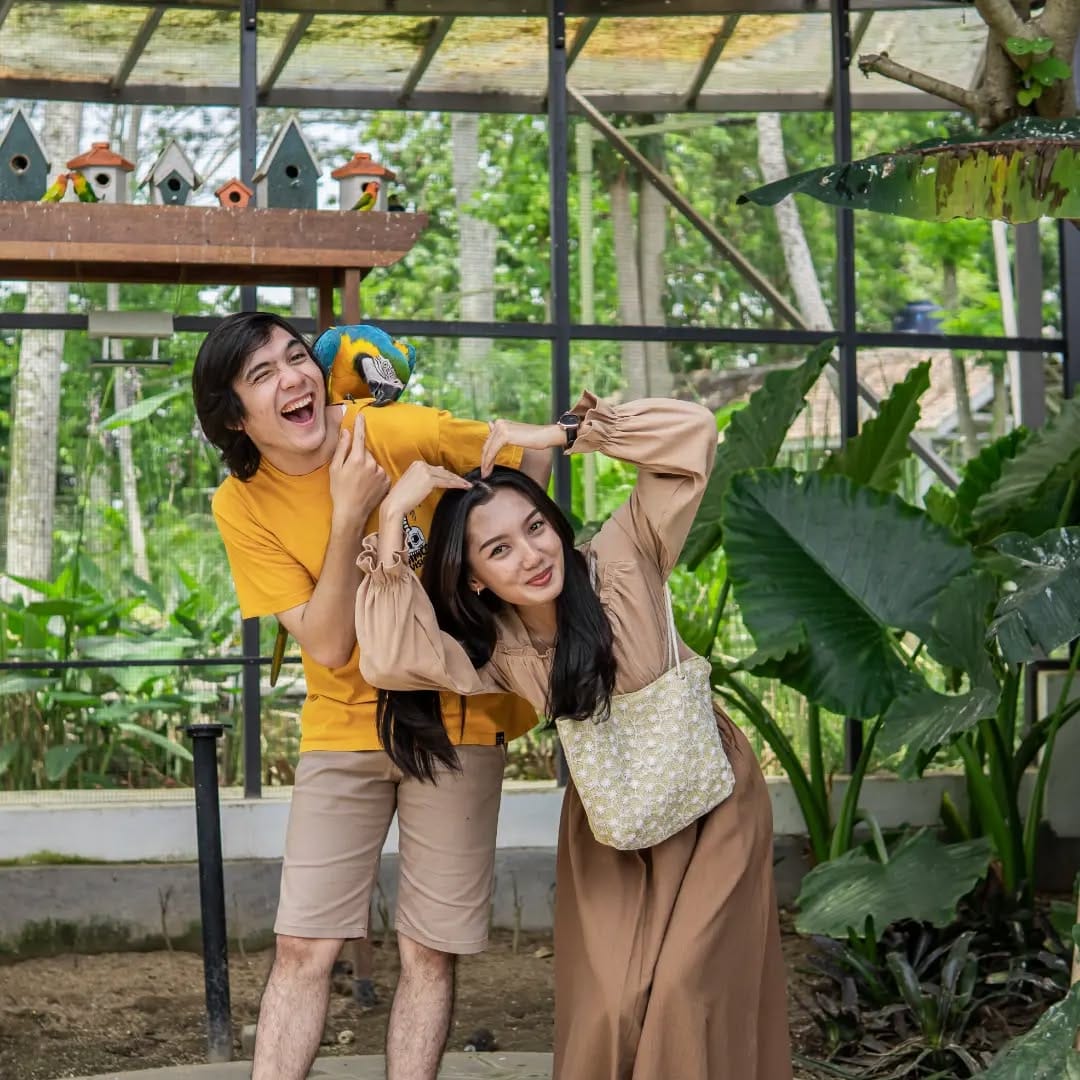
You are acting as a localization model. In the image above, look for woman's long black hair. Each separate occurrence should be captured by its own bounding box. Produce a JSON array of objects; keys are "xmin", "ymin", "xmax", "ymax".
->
[{"xmin": 377, "ymin": 465, "xmax": 617, "ymax": 782}]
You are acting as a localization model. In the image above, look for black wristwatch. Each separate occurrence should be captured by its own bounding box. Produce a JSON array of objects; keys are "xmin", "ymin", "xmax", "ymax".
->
[{"xmin": 557, "ymin": 412, "xmax": 580, "ymax": 448}]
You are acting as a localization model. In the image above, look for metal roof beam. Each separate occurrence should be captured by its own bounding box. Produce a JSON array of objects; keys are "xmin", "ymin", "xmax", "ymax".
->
[
  {"xmin": 17, "ymin": 0, "xmax": 975, "ymax": 15},
  {"xmin": 111, "ymin": 5, "xmax": 166, "ymax": 91},
  {"xmin": 824, "ymin": 10, "xmax": 873, "ymax": 107},
  {"xmin": 0, "ymin": 79, "xmax": 963, "ymax": 114},
  {"xmin": 567, "ymin": 16, "xmax": 599, "ymax": 70},
  {"xmin": 399, "ymin": 16, "xmax": 454, "ymax": 105},
  {"xmin": 259, "ymin": 12, "xmax": 314, "ymax": 96},
  {"xmin": 685, "ymin": 14, "xmax": 738, "ymax": 110}
]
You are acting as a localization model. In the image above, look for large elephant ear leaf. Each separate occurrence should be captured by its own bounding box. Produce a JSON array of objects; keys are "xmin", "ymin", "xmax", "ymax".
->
[
  {"xmin": 954, "ymin": 427, "xmax": 1028, "ymax": 534},
  {"xmin": 979, "ymin": 984, "xmax": 1080, "ymax": 1080},
  {"xmin": 738, "ymin": 117, "xmax": 1080, "ymax": 223},
  {"xmin": 972, "ymin": 396, "xmax": 1080, "ymax": 532},
  {"xmin": 823, "ymin": 360, "xmax": 929, "ymax": 492},
  {"xmin": 795, "ymin": 831, "xmax": 992, "ymax": 938},
  {"xmin": 989, "ymin": 527, "xmax": 1080, "ymax": 662},
  {"xmin": 723, "ymin": 469, "xmax": 973, "ymax": 718},
  {"xmin": 681, "ymin": 342, "xmax": 832, "ymax": 570}
]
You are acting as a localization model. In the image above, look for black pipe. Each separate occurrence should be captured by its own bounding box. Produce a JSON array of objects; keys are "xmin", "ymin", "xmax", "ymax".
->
[
  {"xmin": 548, "ymin": 0, "xmax": 571, "ymax": 510},
  {"xmin": 831, "ymin": 0, "xmax": 864, "ymax": 772},
  {"xmin": 186, "ymin": 722, "xmax": 233, "ymax": 1063},
  {"xmin": 242, "ymin": 617, "xmax": 262, "ymax": 799},
  {"xmin": 1059, "ymin": 219, "xmax": 1080, "ymax": 400}
]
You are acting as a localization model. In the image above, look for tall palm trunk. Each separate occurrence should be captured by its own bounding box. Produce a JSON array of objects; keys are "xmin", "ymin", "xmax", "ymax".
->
[
  {"xmin": 638, "ymin": 134, "xmax": 672, "ymax": 398},
  {"xmin": 610, "ymin": 167, "xmax": 648, "ymax": 399}
]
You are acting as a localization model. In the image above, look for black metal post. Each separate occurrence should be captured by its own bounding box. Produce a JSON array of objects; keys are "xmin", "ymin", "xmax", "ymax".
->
[
  {"xmin": 238, "ymin": 0, "xmax": 263, "ymax": 796},
  {"xmin": 1059, "ymin": 220, "xmax": 1080, "ymax": 400},
  {"xmin": 548, "ymin": 0, "xmax": 572, "ymax": 787},
  {"xmin": 831, "ymin": 0, "xmax": 864, "ymax": 771},
  {"xmin": 242, "ymin": 618, "xmax": 262, "ymax": 798},
  {"xmin": 240, "ymin": 0, "xmax": 258, "ymax": 314},
  {"xmin": 548, "ymin": 0, "xmax": 571, "ymax": 510},
  {"xmin": 185, "ymin": 722, "xmax": 232, "ymax": 1063}
]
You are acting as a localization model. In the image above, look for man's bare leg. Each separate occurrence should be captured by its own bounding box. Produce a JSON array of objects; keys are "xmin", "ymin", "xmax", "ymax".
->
[
  {"xmin": 386, "ymin": 932, "xmax": 456, "ymax": 1080},
  {"xmin": 252, "ymin": 935, "xmax": 343, "ymax": 1080}
]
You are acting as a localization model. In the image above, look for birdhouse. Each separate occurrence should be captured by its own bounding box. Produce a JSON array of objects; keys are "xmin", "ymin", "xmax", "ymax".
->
[
  {"xmin": 0, "ymin": 108, "xmax": 50, "ymax": 202},
  {"xmin": 141, "ymin": 140, "xmax": 201, "ymax": 206},
  {"xmin": 215, "ymin": 178, "xmax": 254, "ymax": 209},
  {"xmin": 252, "ymin": 118, "xmax": 319, "ymax": 210},
  {"xmin": 332, "ymin": 152, "xmax": 396, "ymax": 212},
  {"xmin": 66, "ymin": 141, "xmax": 135, "ymax": 203}
]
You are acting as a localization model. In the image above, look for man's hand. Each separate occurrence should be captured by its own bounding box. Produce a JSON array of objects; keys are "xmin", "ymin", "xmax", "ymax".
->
[
  {"xmin": 480, "ymin": 419, "xmax": 564, "ymax": 478},
  {"xmin": 330, "ymin": 414, "xmax": 389, "ymax": 537}
]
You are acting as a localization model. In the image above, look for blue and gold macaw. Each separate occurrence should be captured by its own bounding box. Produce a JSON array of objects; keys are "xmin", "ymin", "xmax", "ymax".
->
[
  {"xmin": 312, "ymin": 323, "xmax": 417, "ymax": 407},
  {"xmin": 270, "ymin": 324, "xmax": 418, "ymax": 687}
]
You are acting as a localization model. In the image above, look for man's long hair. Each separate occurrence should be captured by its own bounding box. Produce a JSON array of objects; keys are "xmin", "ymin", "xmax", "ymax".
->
[{"xmin": 377, "ymin": 465, "xmax": 617, "ymax": 782}]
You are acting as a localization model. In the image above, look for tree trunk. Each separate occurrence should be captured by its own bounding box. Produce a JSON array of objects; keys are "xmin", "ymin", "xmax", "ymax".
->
[
  {"xmin": 3, "ymin": 101, "xmax": 82, "ymax": 599},
  {"xmin": 451, "ymin": 113, "xmax": 496, "ymax": 414},
  {"xmin": 610, "ymin": 167, "xmax": 648, "ymax": 399},
  {"xmin": 756, "ymin": 113, "xmax": 834, "ymax": 331},
  {"xmin": 944, "ymin": 260, "xmax": 980, "ymax": 460},
  {"xmin": 108, "ymin": 107, "xmax": 150, "ymax": 581},
  {"xmin": 637, "ymin": 134, "xmax": 672, "ymax": 398}
]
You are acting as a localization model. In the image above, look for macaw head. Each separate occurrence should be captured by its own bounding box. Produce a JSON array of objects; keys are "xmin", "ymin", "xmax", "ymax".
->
[{"xmin": 311, "ymin": 323, "xmax": 417, "ymax": 406}]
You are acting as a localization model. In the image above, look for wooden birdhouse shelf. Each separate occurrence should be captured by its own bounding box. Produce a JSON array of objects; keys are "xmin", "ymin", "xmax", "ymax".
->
[{"xmin": 0, "ymin": 201, "xmax": 427, "ymax": 325}]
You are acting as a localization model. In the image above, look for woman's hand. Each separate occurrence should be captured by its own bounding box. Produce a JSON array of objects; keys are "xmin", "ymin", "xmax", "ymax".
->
[
  {"xmin": 379, "ymin": 461, "xmax": 473, "ymax": 527},
  {"xmin": 480, "ymin": 419, "xmax": 565, "ymax": 478}
]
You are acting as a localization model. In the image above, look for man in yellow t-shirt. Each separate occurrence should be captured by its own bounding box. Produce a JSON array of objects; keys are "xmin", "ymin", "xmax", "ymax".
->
[{"xmin": 193, "ymin": 312, "xmax": 541, "ymax": 1080}]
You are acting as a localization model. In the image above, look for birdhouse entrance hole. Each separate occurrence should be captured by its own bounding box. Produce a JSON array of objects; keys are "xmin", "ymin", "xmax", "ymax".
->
[
  {"xmin": 227, "ymin": 190, "xmax": 242, "ymax": 204},
  {"xmin": 166, "ymin": 176, "xmax": 181, "ymax": 192},
  {"xmin": 9, "ymin": 154, "xmax": 28, "ymax": 174},
  {"xmin": 285, "ymin": 164, "xmax": 300, "ymax": 179},
  {"xmin": 94, "ymin": 172, "xmax": 111, "ymax": 187}
]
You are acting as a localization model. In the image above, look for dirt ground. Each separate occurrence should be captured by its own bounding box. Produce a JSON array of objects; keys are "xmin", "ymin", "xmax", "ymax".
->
[{"xmin": 0, "ymin": 928, "xmax": 819, "ymax": 1080}]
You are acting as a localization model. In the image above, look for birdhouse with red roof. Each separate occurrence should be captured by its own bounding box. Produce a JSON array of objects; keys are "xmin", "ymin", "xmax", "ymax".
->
[
  {"xmin": 66, "ymin": 141, "xmax": 135, "ymax": 203},
  {"xmin": 253, "ymin": 117, "xmax": 319, "ymax": 210},
  {"xmin": 214, "ymin": 178, "xmax": 254, "ymax": 209},
  {"xmin": 332, "ymin": 152, "xmax": 395, "ymax": 212}
]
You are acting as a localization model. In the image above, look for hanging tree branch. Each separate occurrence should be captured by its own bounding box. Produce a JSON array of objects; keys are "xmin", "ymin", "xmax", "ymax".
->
[{"xmin": 857, "ymin": 52, "xmax": 980, "ymax": 113}]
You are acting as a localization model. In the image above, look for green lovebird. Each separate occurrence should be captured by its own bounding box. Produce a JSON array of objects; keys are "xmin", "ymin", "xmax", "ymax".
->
[
  {"xmin": 351, "ymin": 180, "xmax": 379, "ymax": 211},
  {"xmin": 39, "ymin": 172, "xmax": 69, "ymax": 203},
  {"xmin": 70, "ymin": 170, "xmax": 99, "ymax": 203}
]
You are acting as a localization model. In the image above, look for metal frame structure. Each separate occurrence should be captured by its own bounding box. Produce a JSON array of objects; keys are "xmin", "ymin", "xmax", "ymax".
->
[{"xmin": 1, "ymin": 0, "xmax": 1074, "ymax": 787}]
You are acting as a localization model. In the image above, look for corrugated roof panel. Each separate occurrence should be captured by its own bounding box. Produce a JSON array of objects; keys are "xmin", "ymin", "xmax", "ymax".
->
[{"xmin": 420, "ymin": 18, "xmax": 548, "ymax": 96}]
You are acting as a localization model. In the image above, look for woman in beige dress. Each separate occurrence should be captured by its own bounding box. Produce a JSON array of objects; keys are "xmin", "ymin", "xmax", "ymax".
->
[{"xmin": 355, "ymin": 392, "xmax": 792, "ymax": 1079}]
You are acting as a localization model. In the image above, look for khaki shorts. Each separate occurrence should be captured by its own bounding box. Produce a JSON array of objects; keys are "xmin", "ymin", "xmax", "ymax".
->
[{"xmin": 274, "ymin": 746, "xmax": 505, "ymax": 955}]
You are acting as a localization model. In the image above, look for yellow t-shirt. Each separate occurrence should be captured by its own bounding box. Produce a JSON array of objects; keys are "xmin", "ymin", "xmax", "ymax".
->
[{"xmin": 212, "ymin": 399, "xmax": 537, "ymax": 753}]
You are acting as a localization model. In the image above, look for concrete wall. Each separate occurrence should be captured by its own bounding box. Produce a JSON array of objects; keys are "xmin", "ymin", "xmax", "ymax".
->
[{"xmin": 2, "ymin": 762, "xmax": 1078, "ymax": 959}]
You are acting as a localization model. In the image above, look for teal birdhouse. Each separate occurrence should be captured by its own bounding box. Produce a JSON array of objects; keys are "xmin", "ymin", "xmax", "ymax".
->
[
  {"xmin": 252, "ymin": 118, "xmax": 320, "ymax": 210},
  {"xmin": 0, "ymin": 108, "xmax": 50, "ymax": 202},
  {"xmin": 142, "ymin": 139, "xmax": 201, "ymax": 206}
]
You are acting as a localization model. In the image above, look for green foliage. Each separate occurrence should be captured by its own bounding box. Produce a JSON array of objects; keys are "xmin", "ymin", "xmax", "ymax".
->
[
  {"xmin": 797, "ymin": 832, "xmax": 993, "ymax": 940},
  {"xmin": 980, "ymin": 984, "xmax": 1080, "ymax": 1079}
]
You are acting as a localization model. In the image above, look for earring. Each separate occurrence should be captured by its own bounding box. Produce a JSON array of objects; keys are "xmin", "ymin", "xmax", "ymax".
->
[{"xmin": 474, "ymin": 585, "xmax": 483, "ymax": 596}]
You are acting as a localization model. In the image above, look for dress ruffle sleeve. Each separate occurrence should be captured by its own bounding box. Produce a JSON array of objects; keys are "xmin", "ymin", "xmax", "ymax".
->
[
  {"xmin": 568, "ymin": 392, "xmax": 717, "ymax": 578},
  {"xmin": 355, "ymin": 535, "xmax": 506, "ymax": 697}
]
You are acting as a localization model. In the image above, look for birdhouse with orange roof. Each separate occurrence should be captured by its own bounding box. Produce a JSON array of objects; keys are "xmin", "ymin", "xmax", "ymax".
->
[
  {"xmin": 66, "ymin": 141, "xmax": 135, "ymax": 203},
  {"xmin": 332, "ymin": 152, "xmax": 395, "ymax": 212},
  {"xmin": 253, "ymin": 117, "xmax": 319, "ymax": 210},
  {"xmin": 214, "ymin": 178, "xmax": 254, "ymax": 209},
  {"xmin": 0, "ymin": 108, "xmax": 50, "ymax": 202}
]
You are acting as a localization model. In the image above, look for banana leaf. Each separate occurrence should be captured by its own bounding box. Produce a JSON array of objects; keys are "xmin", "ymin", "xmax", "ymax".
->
[
  {"xmin": 738, "ymin": 117, "xmax": 1080, "ymax": 223},
  {"xmin": 796, "ymin": 830, "xmax": 992, "ymax": 938},
  {"xmin": 722, "ymin": 469, "xmax": 974, "ymax": 718}
]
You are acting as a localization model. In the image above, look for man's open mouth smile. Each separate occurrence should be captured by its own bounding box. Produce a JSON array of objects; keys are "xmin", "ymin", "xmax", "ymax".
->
[{"xmin": 281, "ymin": 393, "xmax": 315, "ymax": 424}]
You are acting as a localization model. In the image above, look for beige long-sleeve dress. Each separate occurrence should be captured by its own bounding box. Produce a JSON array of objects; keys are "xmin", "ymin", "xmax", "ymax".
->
[{"xmin": 356, "ymin": 394, "xmax": 792, "ymax": 1080}]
